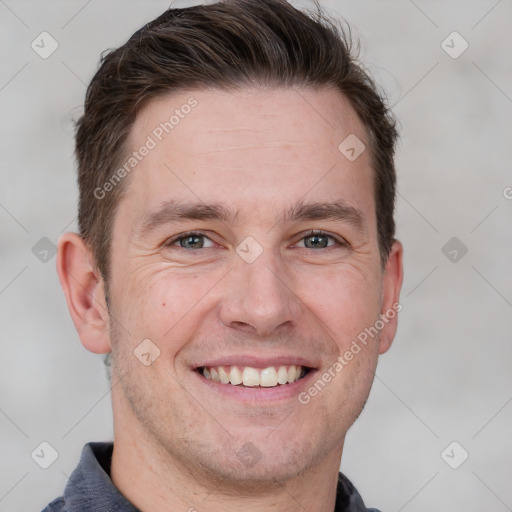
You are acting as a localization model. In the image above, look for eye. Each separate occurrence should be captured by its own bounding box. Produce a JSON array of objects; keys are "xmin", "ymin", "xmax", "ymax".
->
[
  {"xmin": 169, "ymin": 232, "xmax": 215, "ymax": 249},
  {"xmin": 296, "ymin": 231, "xmax": 342, "ymax": 249}
]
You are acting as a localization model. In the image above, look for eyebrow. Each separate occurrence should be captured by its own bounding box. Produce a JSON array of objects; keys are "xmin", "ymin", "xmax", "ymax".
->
[
  {"xmin": 136, "ymin": 201, "xmax": 238, "ymax": 236},
  {"xmin": 135, "ymin": 199, "xmax": 366, "ymax": 237},
  {"xmin": 282, "ymin": 200, "xmax": 366, "ymax": 231}
]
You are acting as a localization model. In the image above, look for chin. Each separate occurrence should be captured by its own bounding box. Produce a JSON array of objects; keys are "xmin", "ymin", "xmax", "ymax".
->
[
  {"xmin": 199, "ymin": 450, "xmax": 313, "ymax": 488},
  {"xmin": 172, "ymin": 431, "xmax": 334, "ymax": 491}
]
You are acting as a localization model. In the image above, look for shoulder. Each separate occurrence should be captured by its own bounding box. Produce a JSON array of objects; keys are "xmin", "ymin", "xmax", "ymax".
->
[
  {"xmin": 40, "ymin": 496, "xmax": 66, "ymax": 511},
  {"xmin": 336, "ymin": 472, "xmax": 382, "ymax": 512}
]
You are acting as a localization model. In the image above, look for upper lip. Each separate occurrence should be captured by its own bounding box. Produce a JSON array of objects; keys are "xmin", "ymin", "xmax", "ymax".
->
[{"xmin": 192, "ymin": 355, "xmax": 318, "ymax": 370}]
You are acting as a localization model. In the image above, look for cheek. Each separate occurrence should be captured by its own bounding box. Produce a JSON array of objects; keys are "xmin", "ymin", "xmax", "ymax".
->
[
  {"xmin": 299, "ymin": 267, "xmax": 382, "ymax": 348},
  {"xmin": 120, "ymin": 269, "xmax": 216, "ymax": 344}
]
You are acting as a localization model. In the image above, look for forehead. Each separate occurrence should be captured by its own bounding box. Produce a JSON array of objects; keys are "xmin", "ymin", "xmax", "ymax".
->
[{"xmin": 119, "ymin": 86, "xmax": 375, "ymax": 229}]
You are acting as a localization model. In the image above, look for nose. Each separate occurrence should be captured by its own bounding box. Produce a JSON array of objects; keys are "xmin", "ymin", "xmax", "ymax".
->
[{"xmin": 218, "ymin": 248, "xmax": 300, "ymax": 337}]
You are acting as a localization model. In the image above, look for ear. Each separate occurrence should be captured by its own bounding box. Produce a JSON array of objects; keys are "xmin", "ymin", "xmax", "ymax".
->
[
  {"xmin": 378, "ymin": 240, "xmax": 404, "ymax": 354},
  {"xmin": 56, "ymin": 232, "xmax": 111, "ymax": 354}
]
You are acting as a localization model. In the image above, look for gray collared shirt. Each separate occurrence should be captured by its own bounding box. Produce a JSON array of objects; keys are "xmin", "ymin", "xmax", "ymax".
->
[{"xmin": 42, "ymin": 443, "xmax": 380, "ymax": 512}]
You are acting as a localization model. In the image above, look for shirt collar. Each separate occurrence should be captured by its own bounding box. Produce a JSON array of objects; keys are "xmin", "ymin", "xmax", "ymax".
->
[{"xmin": 63, "ymin": 442, "xmax": 139, "ymax": 511}]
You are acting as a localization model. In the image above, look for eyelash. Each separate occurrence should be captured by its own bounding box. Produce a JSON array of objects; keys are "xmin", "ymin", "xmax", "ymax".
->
[
  {"xmin": 300, "ymin": 230, "xmax": 347, "ymax": 247},
  {"xmin": 165, "ymin": 230, "xmax": 211, "ymax": 248},
  {"xmin": 165, "ymin": 230, "xmax": 348, "ymax": 250}
]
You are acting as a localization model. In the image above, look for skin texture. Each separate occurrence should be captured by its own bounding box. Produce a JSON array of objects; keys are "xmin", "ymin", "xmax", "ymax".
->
[{"xmin": 57, "ymin": 87, "xmax": 403, "ymax": 512}]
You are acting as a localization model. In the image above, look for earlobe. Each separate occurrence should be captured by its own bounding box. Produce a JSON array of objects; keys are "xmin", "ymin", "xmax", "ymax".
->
[
  {"xmin": 56, "ymin": 232, "xmax": 111, "ymax": 354},
  {"xmin": 378, "ymin": 240, "xmax": 404, "ymax": 354}
]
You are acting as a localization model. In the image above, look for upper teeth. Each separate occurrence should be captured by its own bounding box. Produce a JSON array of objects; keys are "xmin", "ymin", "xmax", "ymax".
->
[{"xmin": 201, "ymin": 365, "xmax": 304, "ymax": 387}]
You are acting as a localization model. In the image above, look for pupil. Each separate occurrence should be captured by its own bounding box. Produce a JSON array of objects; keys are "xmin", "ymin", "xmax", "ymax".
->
[
  {"xmin": 182, "ymin": 235, "xmax": 203, "ymax": 249},
  {"xmin": 305, "ymin": 235, "xmax": 327, "ymax": 249}
]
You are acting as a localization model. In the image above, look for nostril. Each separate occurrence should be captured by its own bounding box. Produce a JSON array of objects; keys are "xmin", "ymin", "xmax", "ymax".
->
[{"xmin": 228, "ymin": 321, "xmax": 258, "ymax": 334}]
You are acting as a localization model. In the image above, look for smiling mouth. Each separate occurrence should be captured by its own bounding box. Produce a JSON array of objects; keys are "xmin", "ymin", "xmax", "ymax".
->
[{"xmin": 196, "ymin": 365, "xmax": 311, "ymax": 388}]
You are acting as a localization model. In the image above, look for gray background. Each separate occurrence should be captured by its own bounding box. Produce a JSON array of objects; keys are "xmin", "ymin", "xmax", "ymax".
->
[{"xmin": 1, "ymin": 0, "xmax": 511, "ymax": 510}]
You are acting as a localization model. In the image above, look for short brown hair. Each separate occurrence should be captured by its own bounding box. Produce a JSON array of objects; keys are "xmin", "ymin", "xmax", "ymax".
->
[{"xmin": 75, "ymin": 0, "xmax": 398, "ymax": 287}]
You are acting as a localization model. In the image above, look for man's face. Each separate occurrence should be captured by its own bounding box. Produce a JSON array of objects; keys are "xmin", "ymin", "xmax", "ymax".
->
[{"xmin": 106, "ymin": 87, "xmax": 400, "ymax": 484}]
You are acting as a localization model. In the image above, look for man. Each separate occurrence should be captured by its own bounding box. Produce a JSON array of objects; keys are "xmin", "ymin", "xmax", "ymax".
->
[{"xmin": 47, "ymin": 0, "xmax": 403, "ymax": 510}]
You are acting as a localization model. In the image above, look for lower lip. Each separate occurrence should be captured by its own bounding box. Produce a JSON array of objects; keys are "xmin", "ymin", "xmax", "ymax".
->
[{"xmin": 193, "ymin": 369, "xmax": 318, "ymax": 404}]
